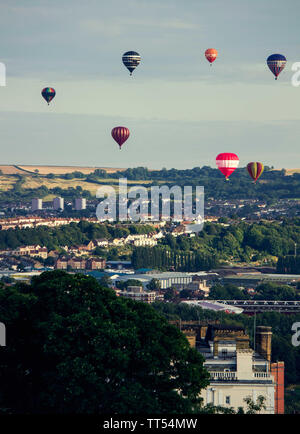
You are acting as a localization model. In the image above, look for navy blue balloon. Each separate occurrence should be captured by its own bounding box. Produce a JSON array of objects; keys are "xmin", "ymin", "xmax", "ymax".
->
[
  {"xmin": 267, "ymin": 54, "xmax": 286, "ymax": 80},
  {"xmin": 122, "ymin": 51, "xmax": 141, "ymax": 75}
]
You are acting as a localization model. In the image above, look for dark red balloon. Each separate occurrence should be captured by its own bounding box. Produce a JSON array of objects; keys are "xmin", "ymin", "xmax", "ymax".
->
[{"xmin": 111, "ymin": 126, "xmax": 130, "ymax": 150}]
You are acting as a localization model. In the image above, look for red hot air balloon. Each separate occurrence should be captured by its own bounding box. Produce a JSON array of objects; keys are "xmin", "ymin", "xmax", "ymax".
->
[
  {"xmin": 247, "ymin": 162, "xmax": 264, "ymax": 183},
  {"xmin": 205, "ymin": 48, "xmax": 218, "ymax": 65},
  {"xmin": 216, "ymin": 153, "xmax": 239, "ymax": 180},
  {"xmin": 111, "ymin": 126, "xmax": 130, "ymax": 150}
]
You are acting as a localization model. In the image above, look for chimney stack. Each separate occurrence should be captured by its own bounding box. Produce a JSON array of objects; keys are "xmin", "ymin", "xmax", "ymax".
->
[{"xmin": 255, "ymin": 326, "xmax": 272, "ymax": 362}]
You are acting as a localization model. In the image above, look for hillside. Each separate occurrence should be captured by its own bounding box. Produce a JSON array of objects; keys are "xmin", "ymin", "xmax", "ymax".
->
[
  {"xmin": 0, "ymin": 165, "xmax": 125, "ymax": 175},
  {"xmin": 0, "ymin": 165, "xmax": 299, "ymax": 202}
]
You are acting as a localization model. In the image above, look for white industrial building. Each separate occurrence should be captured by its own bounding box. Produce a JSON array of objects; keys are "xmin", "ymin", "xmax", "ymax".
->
[{"xmin": 112, "ymin": 271, "xmax": 217, "ymax": 290}]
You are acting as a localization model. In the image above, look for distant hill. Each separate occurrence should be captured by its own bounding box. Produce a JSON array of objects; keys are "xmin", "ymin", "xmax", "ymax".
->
[
  {"xmin": 0, "ymin": 164, "xmax": 299, "ymax": 201},
  {"xmin": 0, "ymin": 165, "xmax": 125, "ymax": 175},
  {"xmin": 0, "ymin": 164, "xmax": 298, "ymax": 176},
  {"xmin": 284, "ymin": 169, "xmax": 300, "ymax": 176}
]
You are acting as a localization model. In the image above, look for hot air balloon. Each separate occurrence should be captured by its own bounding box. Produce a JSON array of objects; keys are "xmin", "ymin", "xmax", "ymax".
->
[
  {"xmin": 216, "ymin": 153, "xmax": 239, "ymax": 180},
  {"xmin": 41, "ymin": 87, "xmax": 56, "ymax": 105},
  {"xmin": 205, "ymin": 48, "xmax": 218, "ymax": 65},
  {"xmin": 111, "ymin": 126, "xmax": 130, "ymax": 150},
  {"xmin": 247, "ymin": 162, "xmax": 264, "ymax": 183},
  {"xmin": 122, "ymin": 51, "xmax": 141, "ymax": 75},
  {"xmin": 267, "ymin": 54, "xmax": 286, "ymax": 80}
]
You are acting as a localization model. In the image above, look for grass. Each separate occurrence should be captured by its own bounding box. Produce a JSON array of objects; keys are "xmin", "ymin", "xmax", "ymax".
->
[
  {"xmin": 0, "ymin": 176, "xmax": 20, "ymax": 191},
  {"xmin": 15, "ymin": 165, "xmax": 123, "ymax": 175},
  {"xmin": 0, "ymin": 174, "xmax": 160, "ymax": 197}
]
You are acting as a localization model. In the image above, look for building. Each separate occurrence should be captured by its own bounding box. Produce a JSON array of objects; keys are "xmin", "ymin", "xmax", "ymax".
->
[
  {"xmin": 86, "ymin": 258, "xmax": 106, "ymax": 270},
  {"xmin": 32, "ymin": 198, "xmax": 42, "ymax": 211},
  {"xmin": 171, "ymin": 225, "xmax": 186, "ymax": 237},
  {"xmin": 132, "ymin": 238, "xmax": 157, "ymax": 247},
  {"xmin": 55, "ymin": 257, "xmax": 105, "ymax": 270},
  {"xmin": 68, "ymin": 258, "xmax": 86, "ymax": 270},
  {"xmin": 10, "ymin": 245, "xmax": 48, "ymax": 260},
  {"xmin": 183, "ymin": 279, "xmax": 211, "ymax": 297},
  {"xmin": 120, "ymin": 286, "xmax": 157, "ymax": 304},
  {"xmin": 94, "ymin": 238, "xmax": 109, "ymax": 248},
  {"xmin": 123, "ymin": 233, "xmax": 159, "ymax": 247},
  {"xmin": 75, "ymin": 198, "xmax": 86, "ymax": 211},
  {"xmin": 0, "ymin": 217, "xmax": 98, "ymax": 231},
  {"xmin": 193, "ymin": 324, "xmax": 284, "ymax": 414},
  {"xmin": 53, "ymin": 197, "xmax": 64, "ymax": 210},
  {"xmin": 223, "ymin": 273, "xmax": 300, "ymax": 288},
  {"xmin": 55, "ymin": 258, "xmax": 68, "ymax": 270},
  {"xmin": 271, "ymin": 361, "xmax": 284, "ymax": 414}
]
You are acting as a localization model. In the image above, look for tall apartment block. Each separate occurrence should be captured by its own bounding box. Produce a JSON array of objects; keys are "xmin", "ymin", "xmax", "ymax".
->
[
  {"xmin": 75, "ymin": 198, "xmax": 86, "ymax": 211},
  {"xmin": 53, "ymin": 197, "xmax": 64, "ymax": 210},
  {"xmin": 32, "ymin": 198, "xmax": 43, "ymax": 211}
]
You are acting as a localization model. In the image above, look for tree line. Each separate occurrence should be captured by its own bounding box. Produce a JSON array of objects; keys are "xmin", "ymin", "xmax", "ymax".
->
[
  {"xmin": 131, "ymin": 246, "xmax": 217, "ymax": 271},
  {"xmin": 0, "ymin": 221, "xmax": 155, "ymax": 251},
  {"xmin": 2, "ymin": 165, "xmax": 300, "ymax": 203}
]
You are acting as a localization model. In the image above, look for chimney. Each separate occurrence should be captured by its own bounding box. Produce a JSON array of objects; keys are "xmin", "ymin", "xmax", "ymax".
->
[{"xmin": 255, "ymin": 326, "xmax": 272, "ymax": 362}]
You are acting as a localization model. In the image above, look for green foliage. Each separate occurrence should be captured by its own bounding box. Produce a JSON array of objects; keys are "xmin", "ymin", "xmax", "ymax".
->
[
  {"xmin": 0, "ymin": 271, "xmax": 210, "ymax": 414},
  {"xmin": 131, "ymin": 219, "xmax": 300, "ymax": 270},
  {"xmin": 238, "ymin": 396, "xmax": 266, "ymax": 414},
  {"xmin": 253, "ymin": 282, "xmax": 300, "ymax": 301},
  {"xmin": 209, "ymin": 284, "xmax": 249, "ymax": 300},
  {"xmin": 0, "ymin": 222, "xmax": 155, "ymax": 252},
  {"xmin": 277, "ymin": 255, "xmax": 300, "ymax": 273},
  {"xmin": 132, "ymin": 246, "xmax": 217, "ymax": 271},
  {"xmin": 285, "ymin": 386, "xmax": 300, "ymax": 414},
  {"xmin": 147, "ymin": 278, "xmax": 161, "ymax": 291},
  {"xmin": 94, "ymin": 166, "xmax": 300, "ymax": 200},
  {"xmin": 116, "ymin": 279, "xmax": 144, "ymax": 290},
  {"xmin": 200, "ymin": 395, "xmax": 266, "ymax": 414}
]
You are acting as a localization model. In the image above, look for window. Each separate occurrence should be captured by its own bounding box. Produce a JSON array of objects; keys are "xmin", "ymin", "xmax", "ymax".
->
[{"xmin": 226, "ymin": 396, "xmax": 231, "ymax": 405}]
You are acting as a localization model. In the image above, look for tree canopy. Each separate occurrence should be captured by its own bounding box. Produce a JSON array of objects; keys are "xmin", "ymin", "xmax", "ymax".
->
[{"xmin": 0, "ymin": 271, "xmax": 209, "ymax": 414}]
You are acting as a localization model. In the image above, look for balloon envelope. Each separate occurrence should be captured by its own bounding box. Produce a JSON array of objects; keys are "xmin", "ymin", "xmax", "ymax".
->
[
  {"xmin": 216, "ymin": 153, "xmax": 239, "ymax": 179},
  {"xmin": 205, "ymin": 48, "xmax": 218, "ymax": 64},
  {"xmin": 41, "ymin": 87, "xmax": 56, "ymax": 105},
  {"xmin": 111, "ymin": 126, "xmax": 130, "ymax": 149},
  {"xmin": 267, "ymin": 54, "xmax": 286, "ymax": 80},
  {"xmin": 247, "ymin": 162, "xmax": 264, "ymax": 182},
  {"xmin": 122, "ymin": 51, "xmax": 141, "ymax": 75}
]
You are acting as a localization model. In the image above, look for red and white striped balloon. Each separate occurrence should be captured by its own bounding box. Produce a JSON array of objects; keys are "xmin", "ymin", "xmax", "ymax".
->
[
  {"xmin": 216, "ymin": 153, "xmax": 239, "ymax": 180},
  {"xmin": 111, "ymin": 126, "xmax": 130, "ymax": 150}
]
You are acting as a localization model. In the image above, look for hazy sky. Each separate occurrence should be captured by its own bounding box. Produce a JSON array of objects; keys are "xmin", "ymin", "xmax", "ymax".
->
[{"xmin": 0, "ymin": 0, "xmax": 300, "ymax": 169}]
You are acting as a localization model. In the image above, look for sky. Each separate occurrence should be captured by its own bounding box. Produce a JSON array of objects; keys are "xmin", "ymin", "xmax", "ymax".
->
[{"xmin": 0, "ymin": 0, "xmax": 300, "ymax": 169}]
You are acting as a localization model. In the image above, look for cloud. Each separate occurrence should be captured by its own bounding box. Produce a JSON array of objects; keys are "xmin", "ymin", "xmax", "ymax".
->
[{"xmin": 80, "ymin": 17, "xmax": 196, "ymax": 36}]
